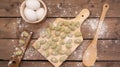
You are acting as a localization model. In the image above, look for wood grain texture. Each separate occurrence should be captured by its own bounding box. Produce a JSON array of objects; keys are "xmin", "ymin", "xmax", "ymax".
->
[
  {"xmin": 0, "ymin": 39, "xmax": 120, "ymax": 60},
  {"xmin": 0, "ymin": 18, "xmax": 19, "ymax": 38},
  {"xmin": 0, "ymin": 61, "xmax": 120, "ymax": 67},
  {"xmin": 0, "ymin": 18, "xmax": 120, "ymax": 39},
  {"xmin": 0, "ymin": 0, "xmax": 120, "ymax": 17},
  {"xmin": 0, "ymin": 0, "xmax": 120, "ymax": 67}
]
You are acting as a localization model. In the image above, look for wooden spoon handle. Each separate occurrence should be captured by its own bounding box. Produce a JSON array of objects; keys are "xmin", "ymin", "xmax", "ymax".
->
[
  {"xmin": 94, "ymin": 3, "xmax": 109, "ymax": 40},
  {"xmin": 100, "ymin": 4, "xmax": 109, "ymax": 22}
]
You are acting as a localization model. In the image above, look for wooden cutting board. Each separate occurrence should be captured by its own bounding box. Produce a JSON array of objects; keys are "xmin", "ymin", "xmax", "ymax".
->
[{"xmin": 33, "ymin": 9, "xmax": 90, "ymax": 67}]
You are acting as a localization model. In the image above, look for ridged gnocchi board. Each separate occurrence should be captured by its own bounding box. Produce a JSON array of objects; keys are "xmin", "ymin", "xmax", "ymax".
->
[{"xmin": 33, "ymin": 9, "xmax": 90, "ymax": 67}]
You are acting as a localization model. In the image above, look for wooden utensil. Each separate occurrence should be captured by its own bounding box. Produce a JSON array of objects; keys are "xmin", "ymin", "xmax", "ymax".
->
[
  {"xmin": 8, "ymin": 31, "xmax": 33, "ymax": 67},
  {"xmin": 33, "ymin": 9, "xmax": 90, "ymax": 67},
  {"xmin": 82, "ymin": 4, "xmax": 109, "ymax": 66}
]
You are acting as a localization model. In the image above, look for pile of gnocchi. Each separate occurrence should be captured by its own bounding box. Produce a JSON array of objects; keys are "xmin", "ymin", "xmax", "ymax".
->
[
  {"xmin": 33, "ymin": 19, "xmax": 83, "ymax": 67},
  {"xmin": 24, "ymin": 0, "xmax": 45, "ymax": 22}
]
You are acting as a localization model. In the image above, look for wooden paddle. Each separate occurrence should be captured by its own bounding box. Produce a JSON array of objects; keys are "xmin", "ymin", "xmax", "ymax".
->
[{"xmin": 33, "ymin": 9, "xmax": 90, "ymax": 67}]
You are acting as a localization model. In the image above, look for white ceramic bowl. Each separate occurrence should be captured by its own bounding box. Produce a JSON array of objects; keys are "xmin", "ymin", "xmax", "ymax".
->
[{"xmin": 20, "ymin": 0, "xmax": 47, "ymax": 23}]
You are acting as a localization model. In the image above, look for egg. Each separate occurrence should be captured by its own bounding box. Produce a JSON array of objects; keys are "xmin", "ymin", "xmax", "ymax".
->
[
  {"xmin": 24, "ymin": 7, "xmax": 37, "ymax": 22},
  {"xmin": 26, "ymin": 0, "xmax": 40, "ymax": 10},
  {"xmin": 36, "ymin": 8, "xmax": 45, "ymax": 19}
]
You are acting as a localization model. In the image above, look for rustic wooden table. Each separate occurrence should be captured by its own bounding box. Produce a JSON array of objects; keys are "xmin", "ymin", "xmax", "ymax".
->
[{"xmin": 0, "ymin": 0, "xmax": 120, "ymax": 67}]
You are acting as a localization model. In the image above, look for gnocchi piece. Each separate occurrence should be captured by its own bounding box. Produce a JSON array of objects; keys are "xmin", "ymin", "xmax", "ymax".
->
[
  {"xmin": 70, "ymin": 21, "xmax": 75, "ymax": 25},
  {"xmin": 55, "ymin": 45, "xmax": 62, "ymax": 51},
  {"xmin": 41, "ymin": 34, "xmax": 46, "ymax": 38},
  {"xmin": 74, "ymin": 39, "xmax": 82, "ymax": 44},
  {"xmin": 65, "ymin": 44, "xmax": 72, "ymax": 49},
  {"xmin": 55, "ymin": 31, "xmax": 60, "ymax": 36},
  {"xmin": 60, "ymin": 28, "xmax": 65, "ymax": 32},
  {"xmin": 60, "ymin": 40, "xmax": 65, "ymax": 45},
  {"xmin": 49, "ymin": 23, "xmax": 55, "ymax": 30},
  {"xmin": 59, "ymin": 56, "xmax": 67, "ymax": 62},
  {"xmin": 46, "ymin": 28, "xmax": 51, "ymax": 33},
  {"xmin": 68, "ymin": 22, "xmax": 76, "ymax": 31},
  {"xmin": 51, "ymin": 51, "xmax": 58, "ymax": 56},
  {"xmin": 50, "ymin": 57, "xmax": 58, "ymax": 63},
  {"xmin": 74, "ymin": 21, "xmax": 80, "ymax": 27},
  {"xmin": 19, "ymin": 39, "xmax": 25, "ymax": 45},
  {"xmin": 74, "ymin": 32, "xmax": 82, "ymax": 37},
  {"xmin": 34, "ymin": 41, "xmax": 41, "ymax": 49},
  {"xmin": 61, "ymin": 33, "xmax": 66, "ymax": 39},
  {"xmin": 65, "ymin": 28, "xmax": 71, "ymax": 34},
  {"xmin": 65, "ymin": 49, "xmax": 72, "ymax": 56},
  {"xmin": 68, "ymin": 25, "xmax": 75, "ymax": 31},
  {"xmin": 58, "ymin": 50, "xmax": 65, "ymax": 55},
  {"xmin": 14, "ymin": 49, "xmax": 23, "ymax": 56},
  {"xmin": 65, "ymin": 39, "xmax": 72, "ymax": 44},
  {"xmin": 40, "ymin": 40, "xmax": 46, "ymax": 45},
  {"xmin": 40, "ymin": 29, "xmax": 49, "ymax": 38},
  {"xmin": 47, "ymin": 34, "xmax": 51, "ymax": 38},
  {"xmin": 54, "ymin": 26, "xmax": 61, "ymax": 31},
  {"xmin": 22, "ymin": 31, "xmax": 29, "ymax": 37},
  {"xmin": 47, "ymin": 41, "xmax": 53, "ymax": 46},
  {"xmin": 63, "ymin": 21, "xmax": 69, "ymax": 26},
  {"xmin": 52, "ymin": 38, "xmax": 59, "ymax": 42},
  {"xmin": 46, "ymin": 28, "xmax": 51, "ymax": 38},
  {"xmin": 57, "ymin": 22, "xmax": 63, "ymax": 26},
  {"xmin": 67, "ymin": 34, "xmax": 73, "ymax": 37},
  {"xmin": 44, "ymin": 50, "xmax": 50, "ymax": 57},
  {"xmin": 46, "ymin": 28, "xmax": 51, "ymax": 34},
  {"xmin": 51, "ymin": 43, "xmax": 57, "ymax": 49},
  {"xmin": 48, "ymin": 40, "xmax": 53, "ymax": 45},
  {"xmin": 43, "ymin": 44, "xmax": 50, "ymax": 50}
]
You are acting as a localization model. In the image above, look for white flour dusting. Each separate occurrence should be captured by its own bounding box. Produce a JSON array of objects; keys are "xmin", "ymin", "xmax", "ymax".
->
[
  {"xmin": 75, "ymin": 11, "xmax": 78, "ymax": 14},
  {"xmin": 77, "ymin": 63, "xmax": 82, "ymax": 66},
  {"xmin": 57, "ymin": 3, "xmax": 62, "ymax": 9},
  {"xmin": 48, "ymin": 7, "xmax": 52, "ymax": 14},
  {"xmin": 87, "ymin": 19, "xmax": 108, "ymax": 38}
]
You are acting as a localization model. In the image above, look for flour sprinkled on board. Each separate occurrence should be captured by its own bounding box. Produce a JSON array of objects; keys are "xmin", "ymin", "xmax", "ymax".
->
[{"xmin": 24, "ymin": 47, "xmax": 37, "ymax": 59}]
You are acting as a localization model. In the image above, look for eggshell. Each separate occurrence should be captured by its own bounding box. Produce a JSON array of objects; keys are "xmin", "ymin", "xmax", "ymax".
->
[
  {"xmin": 24, "ymin": 7, "xmax": 37, "ymax": 22},
  {"xmin": 36, "ymin": 8, "xmax": 45, "ymax": 19},
  {"xmin": 26, "ymin": 0, "xmax": 40, "ymax": 10}
]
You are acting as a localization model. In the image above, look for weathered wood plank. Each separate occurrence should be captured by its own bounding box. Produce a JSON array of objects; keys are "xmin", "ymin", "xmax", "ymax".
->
[
  {"xmin": 0, "ymin": 18, "xmax": 19, "ymax": 38},
  {"xmin": 0, "ymin": 61, "xmax": 120, "ymax": 67},
  {"xmin": 0, "ymin": 39, "xmax": 120, "ymax": 60},
  {"xmin": 0, "ymin": 0, "xmax": 19, "ymax": 17},
  {"xmin": 0, "ymin": 18, "xmax": 120, "ymax": 39},
  {"xmin": 0, "ymin": 0, "xmax": 119, "ymax": 17}
]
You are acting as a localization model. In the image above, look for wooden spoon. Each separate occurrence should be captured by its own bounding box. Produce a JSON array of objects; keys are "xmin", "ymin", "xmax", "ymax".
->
[{"xmin": 82, "ymin": 3, "xmax": 109, "ymax": 66}]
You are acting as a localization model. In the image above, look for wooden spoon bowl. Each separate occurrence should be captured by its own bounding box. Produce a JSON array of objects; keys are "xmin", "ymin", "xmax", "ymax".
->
[{"xmin": 20, "ymin": 0, "xmax": 47, "ymax": 23}]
